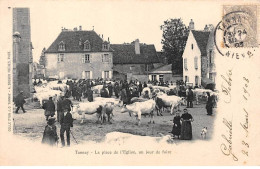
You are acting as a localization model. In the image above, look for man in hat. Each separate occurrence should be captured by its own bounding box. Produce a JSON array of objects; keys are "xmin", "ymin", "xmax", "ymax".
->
[
  {"xmin": 14, "ymin": 91, "xmax": 26, "ymax": 113},
  {"xmin": 42, "ymin": 117, "xmax": 58, "ymax": 146},
  {"xmin": 186, "ymin": 87, "xmax": 194, "ymax": 108},
  {"xmin": 60, "ymin": 108, "xmax": 73, "ymax": 147}
]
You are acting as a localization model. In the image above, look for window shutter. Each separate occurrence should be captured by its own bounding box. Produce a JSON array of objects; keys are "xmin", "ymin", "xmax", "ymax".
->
[
  {"xmin": 156, "ymin": 75, "xmax": 159, "ymax": 81},
  {"xmin": 90, "ymin": 71, "xmax": 93, "ymax": 79},
  {"xmin": 57, "ymin": 54, "xmax": 59, "ymax": 62},
  {"xmin": 194, "ymin": 57, "xmax": 198, "ymax": 69},
  {"xmin": 109, "ymin": 71, "xmax": 112, "ymax": 79},
  {"xmin": 101, "ymin": 71, "xmax": 104, "ymax": 79},
  {"xmin": 101, "ymin": 54, "xmax": 103, "ymax": 62},
  {"xmin": 148, "ymin": 75, "xmax": 152, "ymax": 81},
  {"xmin": 89, "ymin": 54, "xmax": 92, "ymax": 63},
  {"xmin": 82, "ymin": 55, "xmax": 85, "ymax": 63},
  {"xmin": 109, "ymin": 54, "xmax": 112, "ymax": 63}
]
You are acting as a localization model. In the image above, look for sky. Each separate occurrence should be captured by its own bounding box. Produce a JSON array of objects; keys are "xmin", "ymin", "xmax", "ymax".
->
[{"xmin": 1, "ymin": 0, "xmax": 223, "ymax": 63}]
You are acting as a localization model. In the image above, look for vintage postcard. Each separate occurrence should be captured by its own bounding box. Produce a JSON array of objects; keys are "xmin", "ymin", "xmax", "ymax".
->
[{"xmin": 0, "ymin": 0, "xmax": 259, "ymax": 166}]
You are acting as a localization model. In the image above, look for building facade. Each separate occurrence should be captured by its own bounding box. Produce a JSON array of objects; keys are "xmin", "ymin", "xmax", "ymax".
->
[
  {"xmin": 148, "ymin": 64, "xmax": 182, "ymax": 83},
  {"xmin": 182, "ymin": 20, "xmax": 216, "ymax": 87},
  {"xmin": 111, "ymin": 39, "xmax": 159, "ymax": 81},
  {"xmin": 13, "ymin": 8, "xmax": 33, "ymax": 98},
  {"xmin": 45, "ymin": 28, "xmax": 113, "ymax": 80}
]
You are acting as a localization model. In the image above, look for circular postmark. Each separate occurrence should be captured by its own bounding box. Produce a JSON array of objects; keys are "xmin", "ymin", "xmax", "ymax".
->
[{"xmin": 214, "ymin": 10, "xmax": 258, "ymax": 58}]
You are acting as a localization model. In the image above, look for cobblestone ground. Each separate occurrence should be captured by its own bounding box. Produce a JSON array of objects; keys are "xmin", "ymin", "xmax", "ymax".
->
[{"xmin": 13, "ymin": 97, "xmax": 216, "ymax": 146}]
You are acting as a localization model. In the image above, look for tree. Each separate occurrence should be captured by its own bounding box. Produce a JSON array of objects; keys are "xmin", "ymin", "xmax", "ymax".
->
[
  {"xmin": 39, "ymin": 47, "xmax": 46, "ymax": 67},
  {"xmin": 161, "ymin": 18, "xmax": 189, "ymax": 74}
]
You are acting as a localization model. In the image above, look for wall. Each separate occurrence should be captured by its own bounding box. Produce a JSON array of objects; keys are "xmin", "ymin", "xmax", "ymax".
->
[
  {"xmin": 13, "ymin": 8, "xmax": 32, "ymax": 98},
  {"xmin": 148, "ymin": 73, "xmax": 182, "ymax": 83},
  {"xmin": 182, "ymin": 31, "xmax": 202, "ymax": 86},
  {"xmin": 45, "ymin": 52, "xmax": 113, "ymax": 79},
  {"xmin": 113, "ymin": 63, "xmax": 153, "ymax": 75}
]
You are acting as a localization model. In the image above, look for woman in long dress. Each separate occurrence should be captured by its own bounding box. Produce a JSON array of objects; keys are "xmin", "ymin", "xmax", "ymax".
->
[
  {"xmin": 42, "ymin": 118, "xmax": 58, "ymax": 146},
  {"xmin": 180, "ymin": 109, "xmax": 194, "ymax": 140},
  {"xmin": 171, "ymin": 112, "xmax": 181, "ymax": 138}
]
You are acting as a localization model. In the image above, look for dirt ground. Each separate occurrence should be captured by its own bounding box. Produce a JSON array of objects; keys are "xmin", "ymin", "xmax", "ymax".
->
[{"xmin": 13, "ymin": 96, "xmax": 216, "ymax": 146}]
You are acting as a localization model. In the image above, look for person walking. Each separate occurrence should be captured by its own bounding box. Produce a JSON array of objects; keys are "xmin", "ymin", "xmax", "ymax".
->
[
  {"xmin": 42, "ymin": 97, "xmax": 56, "ymax": 121},
  {"xmin": 60, "ymin": 108, "xmax": 73, "ymax": 147},
  {"xmin": 87, "ymin": 87, "xmax": 93, "ymax": 102},
  {"xmin": 14, "ymin": 91, "xmax": 26, "ymax": 113},
  {"xmin": 138, "ymin": 82, "xmax": 143, "ymax": 96},
  {"xmin": 186, "ymin": 87, "xmax": 194, "ymax": 108},
  {"xmin": 180, "ymin": 109, "xmax": 194, "ymax": 140},
  {"xmin": 42, "ymin": 118, "xmax": 58, "ymax": 146}
]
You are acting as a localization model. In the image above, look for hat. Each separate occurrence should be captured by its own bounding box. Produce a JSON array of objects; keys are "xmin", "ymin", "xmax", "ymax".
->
[
  {"xmin": 20, "ymin": 91, "xmax": 23, "ymax": 93},
  {"xmin": 47, "ymin": 118, "xmax": 56, "ymax": 125},
  {"xmin": 183, "ymin": 108, "xmax": 188, "ymax": 111}
]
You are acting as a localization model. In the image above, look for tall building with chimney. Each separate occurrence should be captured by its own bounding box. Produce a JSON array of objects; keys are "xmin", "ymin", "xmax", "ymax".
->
[
  {"xmin": 13, "ymin": 8, "xmax": 33, "ymax": 98},
  {"xmin": 182, "ymin": 19, "xmax": 216, "ymax": 89}
]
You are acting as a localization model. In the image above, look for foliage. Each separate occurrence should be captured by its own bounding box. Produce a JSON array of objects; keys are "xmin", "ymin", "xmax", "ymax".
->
[{"xmin": 161, "ymin": 18, "xmax": 189, "ymax": 74}]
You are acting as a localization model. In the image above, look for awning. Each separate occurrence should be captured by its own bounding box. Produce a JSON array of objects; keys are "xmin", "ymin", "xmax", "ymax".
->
[{"xmin": 201, "ymin": 77, "xmax": 215, "ymax": 90}]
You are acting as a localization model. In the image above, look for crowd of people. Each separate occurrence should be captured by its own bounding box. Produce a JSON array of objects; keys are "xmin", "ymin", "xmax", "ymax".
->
[{"xmin": 15, "ymin": 78, "xmax": 217, "ymax": 146}]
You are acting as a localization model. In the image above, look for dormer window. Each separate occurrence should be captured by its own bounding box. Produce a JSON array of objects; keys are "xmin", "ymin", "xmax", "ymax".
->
[
  {"xmin": 58, "ymin": 41, "xmax": 65, "ymax": 51},
  {"xmin": 102, "ymin": 42, "xmax": 109, "ymax": 51},
  {"xmin": 84, "ymin": 40, "xmax": 91, "ymax": 51}
]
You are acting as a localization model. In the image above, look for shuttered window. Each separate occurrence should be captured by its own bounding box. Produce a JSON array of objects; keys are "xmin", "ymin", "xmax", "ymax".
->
[
  {"xmin": 82, "ymin": 54, "xmax": 90, "ymax": 63},
  {"xmin": 184, "ymin": 58, "xmax": 187, "ymax": 69},
  {"xmin": 194, "ymin": 57, "xmax": 198, "ymax": 69}
]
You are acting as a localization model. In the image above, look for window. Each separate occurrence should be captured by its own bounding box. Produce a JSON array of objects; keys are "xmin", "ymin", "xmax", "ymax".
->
[
  {"xmin": 159, "ymin": 75, "xmax": 164, "ymax": 82},
  {"xmin": 195, "ymin": 76, "xmax": 199, "ymax": 85},
  {"xmin": 185, "ymin": 76, "xmax": 189, "ymax": 82},
  {"xmin": 104, "ymin": 71, "xmax": 109, "ymax": 79},
  {"xmin": 191, "ymin": 44, "xmax": 193, "ymax": 50},
  {"xmin": 152, "ymin": 75, "xmax": 156, "ymax": 81},
  {"xmin": 58, "ymin": 41, "xmax": 65, "ymax": 51},
  {"xmin": 82, "ymin": 54, "xmax": 90, "ymax": 63},
  {"xmin": 130, "ymin": 66, "xmax": 135, "ymax": 71},
  {"xmin": 58, "ymin": 54, "xmax": 64, "ymax": 62},
  {"xmin": 209, "ymin": 50, "xmax": 214, "ymax": 64},
  {"xmin": 145, "ymin": 64, "xmax": 149, "ymax": 71},
  {"xmin": 184, "ymin": 58, "xmax": 187, "ymax": 70},
  {"xmin": 102, "ymin": 43, "xmax": 109, "ymax": 50},
  {"xmin": 102, "ymin": 54, "xmax": 109, "ymax": 62},
  {"xmin": 84, "ymin": 40, "xmax": 91, "ymax": 51},
  {"xmin": 209, "ymin": 73, "xmax": 213, "ymax": 80},
  {"xmin": 194, "ymin": 57, "xmax": 198, "ymax": 69}
]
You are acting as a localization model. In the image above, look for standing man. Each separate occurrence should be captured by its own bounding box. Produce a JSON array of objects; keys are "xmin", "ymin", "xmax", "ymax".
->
[
  {"xmin": 56, "ymin": 95, "xmax": 64, "ymax": 122},
  {"xmin": 61, "ymin": 96, "xmax": 73, "ymax": 112},
  {"xmin": 60, "ymin": 108, "xmax": 73, "ymax": 147},
  {"xmin": 186, "ymin": 87, "xmax": 194, "ymax": 108},
  {"xmin": 138, "ymin": 82, "xmax": 143, "ymax": 97},
  {"xmin": 14, "ymin": 91, "xmax": 26, "ymax": 113},
  {"xmin": 42, "ymin": 97, "xmax": 56, "ymax": 121}
]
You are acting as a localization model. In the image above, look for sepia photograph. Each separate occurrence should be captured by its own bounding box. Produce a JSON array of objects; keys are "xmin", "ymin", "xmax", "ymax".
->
[{"xmin": 0, "ymin": 0, "xmax": 259, "ymax": 166}]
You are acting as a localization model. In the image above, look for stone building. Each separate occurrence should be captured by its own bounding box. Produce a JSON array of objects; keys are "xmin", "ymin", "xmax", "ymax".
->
[
  {"xmin": 45, "ymin": 27, "xmax": 113, "ymax": 80},
  {"xmin": 182, "ymin": 19, "xmax": 216, "ymax": 88},
  {"xmin": 111, "ymin": 39, "xmax": 159, "ymax": 82},
  {"xmin": 13, "ymin": 8, "xmax": 33, "ymax": 98}
]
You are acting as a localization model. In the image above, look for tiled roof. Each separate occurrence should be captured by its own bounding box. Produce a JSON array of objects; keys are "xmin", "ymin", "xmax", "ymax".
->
[
  {"xmin": 110, "ymin": 44, "xmax": 159, "ymax": 64},
  {"xmin": 149, "ymin": 64, "xmax": 172, "ymax": 74},
  {"xmin": 191, "ymin": 30, "xmax": 210, "ymax": 56},
  {"xmin": 45, "ymin": 30, "xmax": 112, "ymax": 53}
]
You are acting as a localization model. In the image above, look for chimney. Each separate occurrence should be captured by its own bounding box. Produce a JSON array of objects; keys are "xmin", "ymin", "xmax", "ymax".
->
[
  {"xmin": 102, "ymin": 34, "xmax": 103, "ymax": 39},
  {"xmin": 189, "ymin": 19, "xmax": 194, "ymax": 30},
  {"xmin": 135, "ymin": 39, "xmax": 140, "ymax": 55},
  {"xmin": 204, "ymin": 25, "xmax": 209, "ymax": 32},
  {"xmin": 108, "ymin": 37, "xmax": 110, "ymax": 42},
  {"xmin": 79, "ymin": 25, "xmax": 82, "ymax": 30}
]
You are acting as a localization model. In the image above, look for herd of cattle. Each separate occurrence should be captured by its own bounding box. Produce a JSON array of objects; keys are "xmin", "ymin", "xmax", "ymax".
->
[{"xmin": 32, "ymin": 79, "xmax": 218, "ymax": 126}]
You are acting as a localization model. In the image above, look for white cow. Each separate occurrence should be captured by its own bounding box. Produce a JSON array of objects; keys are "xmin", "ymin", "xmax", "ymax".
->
[
  {"xmin": 92, "ymin": 85, "xmax": 103, "ymax": 94},
  {"xmin": 141, "ymin": 87, "xmax": 152, "ymax": 98},
  {"xmin": 156, "ymin": 94, "xmax": 183, "ymax": 115},
  {"xmin": 33, "ymin": 90, "xmax": 62, "ymax": 105},
  {"xmin": 120, "ymin": 99, "xmax": 156, "ymax": 126}
]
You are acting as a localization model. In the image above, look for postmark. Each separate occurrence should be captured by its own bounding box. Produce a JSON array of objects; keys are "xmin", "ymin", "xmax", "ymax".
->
[{"xmin": 214, "ymin": 5, "xmax": 258, "ymax": 58}]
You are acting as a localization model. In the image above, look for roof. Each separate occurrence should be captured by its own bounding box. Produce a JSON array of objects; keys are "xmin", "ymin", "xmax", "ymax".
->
[
  {"xmin": 45, "ymin": 30, "xmax": 112, "ymax": 53},
  {"xmin": 149, "ymin": 64, "xmax": 172, "ymax": 74},
  {"xmin": 191, "ymin": 30, "xmax": 210, "ymax": 56},
  {"xmin": 111, "ymin": 44, "xmax": 159, "ymax": 64}
]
